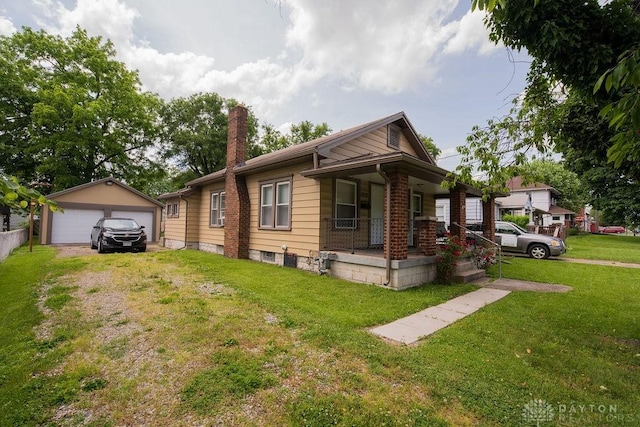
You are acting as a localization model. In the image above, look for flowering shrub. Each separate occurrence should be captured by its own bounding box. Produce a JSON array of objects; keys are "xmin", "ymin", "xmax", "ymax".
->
[
  {"xmin": 436, "ymin": 234, "xmax": 468, "ymax": 284},
  {"xmin": 469, "ymin": 243, "xmax": 498, "ymax": 269}
]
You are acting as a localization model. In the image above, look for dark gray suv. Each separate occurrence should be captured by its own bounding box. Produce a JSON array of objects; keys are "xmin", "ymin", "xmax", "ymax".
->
[{"xmin": 90, "ymin": 218, "xmax": 147, "ymax": 253}]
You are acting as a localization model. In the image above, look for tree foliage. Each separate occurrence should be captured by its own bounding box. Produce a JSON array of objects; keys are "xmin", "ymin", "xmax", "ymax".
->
[
  {"xmin": 260, "ymin": 120, "xmax": 331, "ymax": 153},
  {"xmin": 0, "ymin": 175, "xmax": 59, "ymax": 211},
  {"xmin": 419, "ymin": 134, "xmax": 441, "ymax": 160},
  {"xmin": 160, "ymin": 92, "xmax": 261, "ymax": 180},
  {"xmin": 455, "ymin": 0, "xmax": 640, "ymax": 214},
  {"xmin": 0, "ymin": 27, "xmax": 163, "ymax": 192}
]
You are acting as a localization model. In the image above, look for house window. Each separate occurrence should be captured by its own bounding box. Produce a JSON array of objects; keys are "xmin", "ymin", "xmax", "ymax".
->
[
  {"xmin": 552, "ymin": 215, "xmax": 561, "ymax": 222},
  {"xmin": 335, "ymin": 179, "xmax": 357, "ymax": 229},
  {"xmin": 210, "ymin": 191, "xmax": 226, "ymax": 226},
  {"xmin": 261, "ymin": 251, "xmax": 275, "ymax": 263},
  {"xmin": 167, "ymin": 202, "xmax": 179, "ymax": 218},
  {"xmin": 387, "ymin": 125, "xmax": 401, "ymax": 149},
  {"xmin": 260, "ymin": 178, "xmax": 291, "ymax": 229}
]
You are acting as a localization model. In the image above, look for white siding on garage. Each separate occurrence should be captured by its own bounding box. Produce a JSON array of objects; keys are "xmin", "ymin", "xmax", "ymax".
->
[
  {"xmin": 111, "ymin": 210, "xmax": 154, "ymax": 241},
  {"xmin": 51, "ymin": 209, "xmax": 104, "ymax": 244}
]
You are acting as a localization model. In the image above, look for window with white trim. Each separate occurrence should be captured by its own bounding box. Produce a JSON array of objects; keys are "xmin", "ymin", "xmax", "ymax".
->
[
  {"xmin": 167, "ymin": 202, "xmax": 179, "ymax": 218},
  {"xmin": 260, "ymin": 178, "xmax": 291, "ymax": 229},
  {"xmin": 210, "ymin": 191, "xmax": 226, "ymax": 226},
  {"xmin": 335, "ymin": 179, "xmax": 357, "ymax": 229}
]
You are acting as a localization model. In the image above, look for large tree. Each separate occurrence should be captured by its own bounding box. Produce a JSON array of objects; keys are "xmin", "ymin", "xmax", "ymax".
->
[
  {"xmin": 159, "ymin": 92, "xmax": 261, "ymax": 184},
  {"xmin": 0, "ymin": 27, "xmax": 163, "ymax": 192}
]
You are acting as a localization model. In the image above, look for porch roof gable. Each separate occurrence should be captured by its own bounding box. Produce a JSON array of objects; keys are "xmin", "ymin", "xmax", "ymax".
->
[{"xmin": 300, "ymin": 151, "xmax": 481, "ymax": 196}]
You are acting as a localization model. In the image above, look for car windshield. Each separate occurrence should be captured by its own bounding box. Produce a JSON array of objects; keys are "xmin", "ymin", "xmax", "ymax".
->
[{"xmin": 103, "ymin": 219, "xmax": 140, "ymax": 230}]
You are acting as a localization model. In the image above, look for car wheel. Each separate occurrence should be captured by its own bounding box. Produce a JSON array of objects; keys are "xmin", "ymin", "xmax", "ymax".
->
[
  {"xmin": 139, "ymin": 245, "xmax": 146, "ymax": 253},
  {"xmin": 98, "ymin": 239, "xmax": 105, "ymax": 254},
  {"xmin": 528, "ymin": 244, "xmax": 549, "ymax": 259}
]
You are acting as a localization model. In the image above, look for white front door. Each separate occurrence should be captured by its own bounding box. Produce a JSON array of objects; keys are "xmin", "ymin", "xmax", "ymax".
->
[{"xmin": 370, "ymin": 184, "xmax": 384, "ymax": 246}]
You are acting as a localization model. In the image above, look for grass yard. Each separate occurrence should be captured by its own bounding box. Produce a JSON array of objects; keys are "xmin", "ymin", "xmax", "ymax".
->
[
  {"xmin": 565, "ymin": 233, "xmax": 640, "ymax": 263},
  {"xmin": 0, "ymin": 242, "xmax": 638, "ymax": 426}
]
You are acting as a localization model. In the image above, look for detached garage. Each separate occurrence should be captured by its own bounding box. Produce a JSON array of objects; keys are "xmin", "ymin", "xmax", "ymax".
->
[{"xmin": 40, "ymin": 177, "xmax": 163, "ymax": 245}]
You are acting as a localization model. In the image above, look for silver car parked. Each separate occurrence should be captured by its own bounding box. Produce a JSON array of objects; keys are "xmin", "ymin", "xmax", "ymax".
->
[{"xmin": 494, "ymin": 221, "xmax": 566, "ymax": 259}]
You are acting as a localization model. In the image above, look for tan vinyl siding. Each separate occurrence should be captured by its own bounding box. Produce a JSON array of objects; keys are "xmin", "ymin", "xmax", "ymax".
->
[
  {"xmin": 423, "ymin": 193, "xmax": 436, "ymax": 217},
  {"xmin": 398, "ymin": 131, "xmax": 417, "ymax": 156},
  {"xmin": 195, "ymin": 184, "xmax": 225, "ymax": 246},
  {"xmin": 53, "ymin": 183, "xmax": 157, "ymax": 206},
  {"xmin": 163, "ymin": 198, "xmax": 186, "ymax": 241},
  {"xmin": 246, "ymin": 163, "xmax": 321, "ymax": 254}
]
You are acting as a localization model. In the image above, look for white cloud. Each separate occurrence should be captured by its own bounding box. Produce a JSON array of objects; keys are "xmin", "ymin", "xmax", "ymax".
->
[
  {"xmin": 0, "ymin": 14, "xmax": 16, "ymax": 35},
  {"xmin": 12, "ymin": 0, "xmax": 503, "ymax": 122},
  {"xmin": 33, "ymin": 0, "xmax": 137, "ymax": 48},
  {"xmin": 443, "ymin": 9, "xmax": 500, "ymax": 55},
  {"xmin": 285, "ymin": 0, "xmax": 460, "ymax": 94}
]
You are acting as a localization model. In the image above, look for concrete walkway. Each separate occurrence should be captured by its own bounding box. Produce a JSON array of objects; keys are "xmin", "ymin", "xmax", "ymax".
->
[
  {"xmin": 370, "ymin": 287, "xmax": 511, "ymax": 345},
  {"xmin": 369, "ymin": 278, "xmax": 573, "ymax": 345}
]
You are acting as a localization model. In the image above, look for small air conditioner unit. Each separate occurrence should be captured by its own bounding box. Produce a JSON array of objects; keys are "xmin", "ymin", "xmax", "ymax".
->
[{"xmin": 218, "ymin": 217, "xmax": 225, "ymax": 226}]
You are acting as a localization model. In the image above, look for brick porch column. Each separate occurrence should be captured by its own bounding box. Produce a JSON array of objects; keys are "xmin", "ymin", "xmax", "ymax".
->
[
  {"xmin": 482, "ymin": 196, "xmax": 496, "ymax": 243},
  {"xmin": 449, "ymin": 184, "xmax": 466, "ymax": 241},
  {"xmin": 384, "ymin": 170, "xmax": 408, "ymax": 260},
  {"xmin": 224, "ymin": 105, "xmax": 250, "ymax": 259},
  {"xmin": 416, "ymin": 217, "xmax": 437, "ymax": 256}
]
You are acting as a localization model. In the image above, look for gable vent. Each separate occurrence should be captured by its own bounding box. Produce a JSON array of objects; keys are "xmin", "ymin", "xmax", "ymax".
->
[{"xmin": 388, "ymin": 125, "xmax": 400, "ymax": 149}]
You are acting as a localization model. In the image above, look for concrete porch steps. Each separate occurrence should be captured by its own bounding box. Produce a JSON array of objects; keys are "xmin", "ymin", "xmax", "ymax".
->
[{"xmin": 453, "ymin": 258, "xmax": 486, "ymax": 283}]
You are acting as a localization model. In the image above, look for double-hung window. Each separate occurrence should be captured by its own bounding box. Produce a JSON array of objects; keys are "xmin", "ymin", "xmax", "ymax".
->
[
  {"xmin": 210, "ymin": 191, "xmax": 226, "ymax": 226},
  {"xmin": 168, "ymin": 202, "xmax": 179, "ymax": 218},
  {"xmin": 335, "ymin": 179, "xmax": 357, "ymax": 229},
  {"xmin": 260, "ymin": 178, "xmax": 291, "ymax": 229}
]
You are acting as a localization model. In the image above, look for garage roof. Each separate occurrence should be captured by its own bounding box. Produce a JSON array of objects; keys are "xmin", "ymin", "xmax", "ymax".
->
[{"xmin": 48, "ymin": 177, "xmax": 164, "ymax": 207}]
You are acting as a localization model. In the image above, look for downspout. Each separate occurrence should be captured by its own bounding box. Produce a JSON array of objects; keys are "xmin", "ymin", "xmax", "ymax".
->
[
  {"xmin": 376, "ymin": 164, "xmax": 392, "ymax": 286},
  {"xmin": 179, "ymin": 194, "xmax": 189, "ymax": 250}
]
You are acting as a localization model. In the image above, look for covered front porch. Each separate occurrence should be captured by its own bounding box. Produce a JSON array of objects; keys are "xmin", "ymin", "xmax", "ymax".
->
[{"xmin": 302, "ymin": 152, "xmax": 496, "ymax": 290}]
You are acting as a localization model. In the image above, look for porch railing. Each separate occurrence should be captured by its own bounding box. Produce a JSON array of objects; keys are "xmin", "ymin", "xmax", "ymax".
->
[
  {"xmin": 526, "ymin": 224, "xmax": 566, "ymax": 241},
  {"xmin": 323, "ymin": 218, "xmax": 386, "ymax": 253}
]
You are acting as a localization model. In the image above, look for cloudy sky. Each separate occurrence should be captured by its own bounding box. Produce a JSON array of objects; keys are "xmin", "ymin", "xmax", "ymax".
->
[{"xmin": 0, "ymin": 0, "xmax": 531, "ymax": 171}]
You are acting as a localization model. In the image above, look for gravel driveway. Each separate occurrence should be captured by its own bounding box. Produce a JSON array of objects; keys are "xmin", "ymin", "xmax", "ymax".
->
[{"xmin": 53, "ymin": 243, "xmax": 166, "ymax": 258}]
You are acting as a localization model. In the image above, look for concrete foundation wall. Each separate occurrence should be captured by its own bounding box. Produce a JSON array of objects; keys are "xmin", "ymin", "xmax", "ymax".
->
[
  {"xmin": 0, "ymin": 228, "xmax": 28, "ymax": 263},
  {"xmin": 166, "ymin": 238, "xmax": 437, "ymax": 291},
  {"xmin": 327, "ymin": 253, "xmax": 438, "ymax": 290}
]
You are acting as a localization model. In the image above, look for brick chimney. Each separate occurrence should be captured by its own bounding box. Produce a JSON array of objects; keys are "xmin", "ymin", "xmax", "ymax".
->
[{"xmin": 224, "ymin": 105, "xmax": 250, "ymax": 259}]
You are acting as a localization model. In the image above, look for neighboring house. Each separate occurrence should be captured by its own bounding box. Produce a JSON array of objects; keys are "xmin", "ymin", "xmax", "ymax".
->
[
  {"xmin": 435, "ymin": 197, "xmax": 501, "ymax": 232},
  {"xmin": 160, "ymin": 107, "xmax": 494, "ymax": 290},
  {"xmin": 40, "ymin": 177, "xmax": 163, "ymax": 245},
  {"xmin": 498, "ymin": 177, "xmax": 575, "ymax": 227}
]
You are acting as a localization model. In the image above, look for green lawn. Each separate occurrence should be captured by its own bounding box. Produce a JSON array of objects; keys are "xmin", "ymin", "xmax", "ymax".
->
[
  {"xmin": 1, "ymin": 244, "xmax": 639, "ymax": 426},
  {"xmin": 565, "ymin": 232, "xmax": 640, "ymax": 263}
]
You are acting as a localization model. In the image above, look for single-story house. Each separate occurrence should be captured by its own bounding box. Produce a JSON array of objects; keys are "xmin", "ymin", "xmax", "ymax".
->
[
  {"xmin": 160, "ymin": 107, "xmax": 496, "ymax": 290},
  {"xmin": 40, "ymin": 177, "xmax": 163, "ymax": 245}
]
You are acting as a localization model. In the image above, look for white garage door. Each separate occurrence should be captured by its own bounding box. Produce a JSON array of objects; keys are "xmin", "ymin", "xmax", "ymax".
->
[
  {"xmin": 51, "ymin": 209, "xmax": 105, "ymax": 244},
  {"xmin": 112, "ymin": 210, "xmax": 154, "ymax": 242}
]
